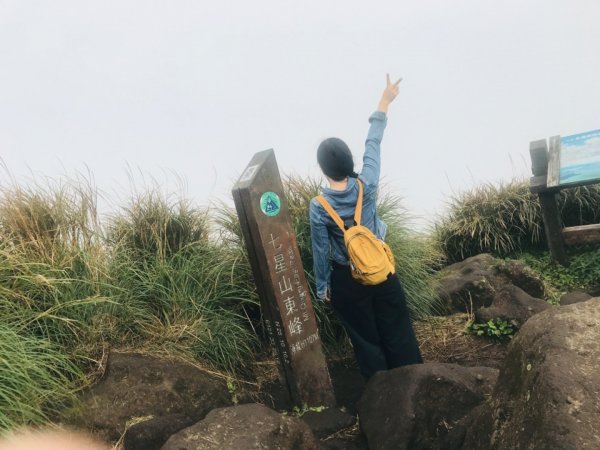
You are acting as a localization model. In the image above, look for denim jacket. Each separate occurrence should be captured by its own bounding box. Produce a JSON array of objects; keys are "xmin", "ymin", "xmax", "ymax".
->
[{"xmin": 309, "ymin": 111, "xmax": 388, "ymax": 299}]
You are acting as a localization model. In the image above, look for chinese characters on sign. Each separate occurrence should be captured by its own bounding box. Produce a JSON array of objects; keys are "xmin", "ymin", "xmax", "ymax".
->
[{"xmin": 267, "ymin": 233, "xmax": 313, "ymax": 351}]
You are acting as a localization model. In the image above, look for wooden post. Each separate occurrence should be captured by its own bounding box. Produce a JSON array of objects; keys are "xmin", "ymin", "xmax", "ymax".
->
[
  {"xmin": 529, "ymin": 139, "xmax": 568, "ymax": 265},
  {"xmin": 538, "ymin": 192, "xmax": 568, "ymax": 265},
  {"xmin": 232, "ymin": 149, "xmax": 335, "ymax": 408}
]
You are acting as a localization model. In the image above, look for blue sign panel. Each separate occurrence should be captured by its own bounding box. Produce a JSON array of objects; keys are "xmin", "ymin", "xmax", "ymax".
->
[{"xmin": 560, "ymin": 129, "xmax": 600, "ymax": 185}]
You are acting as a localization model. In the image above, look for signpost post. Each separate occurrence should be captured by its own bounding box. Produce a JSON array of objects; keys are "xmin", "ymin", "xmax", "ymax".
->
[
  {"xmin": 529, "ymin": 129, "xmax": 600, "ymax": 265},
  {"xmin": 232, "ymin": 149, "xmax": 335, "ymax": 408}
]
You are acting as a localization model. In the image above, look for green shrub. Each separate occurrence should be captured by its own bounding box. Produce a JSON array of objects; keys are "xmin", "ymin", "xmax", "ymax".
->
[
  {"xmin": 435, "ymin": 180, "xmax": 600, "ymax": 263},
  {"xmin": 519, "ymin": 247, "xmax": 600, "ymax": 296},
  {"xmin": 466, "ymin": 318, "xmax": 516, "ymax": 339}
]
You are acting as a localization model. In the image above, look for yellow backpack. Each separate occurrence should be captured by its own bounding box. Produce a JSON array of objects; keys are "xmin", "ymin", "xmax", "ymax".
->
[{"xmin": 315, "ymin": 178, "xmax": 395, "ymax": 285}]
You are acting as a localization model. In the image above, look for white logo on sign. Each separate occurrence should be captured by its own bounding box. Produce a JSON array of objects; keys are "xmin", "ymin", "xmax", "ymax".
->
[{"xmin": 240, "ymin": 165, "xmax": 258, "ymax": 182}]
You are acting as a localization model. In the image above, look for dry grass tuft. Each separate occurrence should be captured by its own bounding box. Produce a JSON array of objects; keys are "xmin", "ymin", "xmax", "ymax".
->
[{"xmin": 414, "ymin": 314, "xmax": 508, "ymax": 369}]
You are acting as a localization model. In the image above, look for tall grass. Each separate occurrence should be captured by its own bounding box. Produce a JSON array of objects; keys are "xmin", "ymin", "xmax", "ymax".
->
[
  {"xmin": 0, "ymin": 176, "xmax": 115, "ymax": 354},
  {"xmin": 0, "ymin": 175, "xmax": 102, "ymax": 267},
  {"xmin": 0, "ymin": 176, "xmax": 117, "ymax": 432},
  {"xmin": 108, "ymin": 190, "xmax": 209, "ymax": 261},
  {"xmin": 376, "ymin": 189, "xmax": 444, "ymax": 318},
  {"xmin": 108, "ymin": 190, "xmax": 260, "ymax": 374},
  {"xmin": 0, "ymin": 170, "xmax": 442, "ymax": 430},
  {"xmin": 0, "ymin": 323, "xmax": 83, "ymax": 431},
  {"xmin": 434, "ymin": 180, "xmax": 600, "ymax": 263}
]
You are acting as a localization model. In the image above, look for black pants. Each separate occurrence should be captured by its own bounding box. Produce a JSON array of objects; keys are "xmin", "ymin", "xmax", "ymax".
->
[{"xmin": 330, "ymin": 263, "xmax": 423, "ymax": 379}]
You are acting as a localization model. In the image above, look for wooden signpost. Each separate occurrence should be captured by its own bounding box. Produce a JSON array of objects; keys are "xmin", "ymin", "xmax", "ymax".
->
[
  {"xmin": 529, "ymin": 129, "xmax": 600, "ymax": 265},
  {"xmin": 232, "ymin": 149, "xmax": 335, "ymax": 408}
]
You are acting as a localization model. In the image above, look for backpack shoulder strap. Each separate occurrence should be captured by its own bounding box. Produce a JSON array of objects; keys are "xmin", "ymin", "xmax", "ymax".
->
[
  {"xmin": 354, "ymin": 178, "xmax": 363, "ymax": 226},
  {"xmin": 315, "ymin": 178, "xmax": 364, "ymax": 231},
  {"xmin": 314, "ymin": 195, "xmax": 346, "ymax": 231}
]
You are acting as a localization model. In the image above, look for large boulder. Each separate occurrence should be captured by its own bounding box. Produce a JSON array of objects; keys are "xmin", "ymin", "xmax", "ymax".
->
[
  {"xmin": 436, "ymin": 254, "xmax": 499, "ymax": 312},
  {"xmin": 494, "ymin": 259, "xmax": 546, "ymax": 298},
  {"xmin": 65, "ymin": 352, "xmax": 232, "ymax": 442},
  {"xmin": 437, "ymin": 254, "xmax": 546, "ymax": 311},
  {"xmin": 475, "ymin": 285, "xmax": 550, "ymax": 327},
  {"xmin": 161, "ymin": 403, "xmax": 322, "ymax": 450},
  {"xmin": 436, "ymin": 254, "xmax": 548, "ymax": 325},
  {"xmin": 357, "ymin": 363, "xmax": 498, "ymax": 450},
  {"xmin": 461, "ymin": 297, "xmax": 600, "ymax": 449}
]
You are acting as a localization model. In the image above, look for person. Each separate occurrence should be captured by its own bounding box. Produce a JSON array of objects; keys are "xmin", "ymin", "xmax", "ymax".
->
[
  {"xmin": 0, "ymin": 429, "xmax": 109, "ymax": 450},
  {"xmin": 309, "ymin": 74, "xmax": 423, "ymax": 379}
]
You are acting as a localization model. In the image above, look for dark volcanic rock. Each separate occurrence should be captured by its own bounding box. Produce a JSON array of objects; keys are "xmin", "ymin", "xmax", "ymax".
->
[
  {"xmin": 436, "ymin": 254, "xmax": 547, "ymax": 313},
  {"xmin": 124, "ymin": 414, "xmax": 194, "ymax": 450},
  {"xmin": 357, "ymin": 362, "xmax": 498, "ymax": 450},
  {"xmin": 588, "ymin": 286, "xmax": 600, "ymax": 297},
  {"xmin": 462, "ymin": 297, "xmax": 600, "ymax": 450},
  {"xmin": 436, "ymin": 254, "xmax": 549, "ymax": 327},
  {"xmin": 475, "ymin": 284, "xmax": 550, "ymax": 327},
  {"xmin": 560, "ymin": 290, "xmax": 592, "ymax": 306},
  {"xmin": 161, "ymin": 403, "xmax": 322, "ymax": 450},
  {"xmin": 65, "ymin": 352, "xmax": 232, "ymax": 442},
  {"xmin": 301, "ymin": 407, "xmax": 356, "ymax": 439},
  {"xmin": 321, "ymin": 439, "xmax": 366, "ymax": 450},
  {"xmin": 494, "ymin": 259, "xmax": 545, "ymax": 298},
  {"xmin": 436, "ymin": 254, "xmax": 498, "ymax": 312}
]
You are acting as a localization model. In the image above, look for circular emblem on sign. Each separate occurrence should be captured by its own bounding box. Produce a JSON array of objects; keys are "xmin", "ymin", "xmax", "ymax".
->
[{"xmin": 260, "ymin": 192, "xmax": 281, "ymax": 217}]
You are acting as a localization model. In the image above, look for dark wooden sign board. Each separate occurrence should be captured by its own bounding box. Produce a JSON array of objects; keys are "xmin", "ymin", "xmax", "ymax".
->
[
  {"xmin": 232, "ymin": 149, "xmax": 335, "ymax": 408},
  {"xmin": 530, "ymin": 135, "xmax": 600, "ymax": 265}
]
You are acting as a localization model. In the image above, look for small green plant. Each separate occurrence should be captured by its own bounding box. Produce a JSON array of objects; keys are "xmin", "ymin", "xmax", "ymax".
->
[
  {"xmin": 466, "ymin": 318, "xmax": 516, "ymax": 339},
  {"xmin": 284, "ymin": 404, "xmax": 327, "ymax": 417},
  {"xmin": 226, "ymin": 377, "xmax": 239, "ymax": 405}
]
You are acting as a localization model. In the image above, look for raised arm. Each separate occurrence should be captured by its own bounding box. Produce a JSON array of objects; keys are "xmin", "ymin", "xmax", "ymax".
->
[
  {"xmin": 361, "ymin": 74, "xmax": 402, "ymax": 186},
  {"xmin": 377, "ymin": 73, "xmax": 402, "ymax": 114}
]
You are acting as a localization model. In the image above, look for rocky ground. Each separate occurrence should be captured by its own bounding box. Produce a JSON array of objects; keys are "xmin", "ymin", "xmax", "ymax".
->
[
  {"xmin": 255, "ymin": 313, "xmax": 510, "ymax": 450},
  {"xmin": 66, "ymin": 254, "xmax": 599, "ymax": 449}
]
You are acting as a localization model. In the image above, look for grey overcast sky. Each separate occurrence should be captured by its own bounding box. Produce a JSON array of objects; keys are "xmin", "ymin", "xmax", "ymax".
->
[{"xmin": 1, "ymin": 0, "xmax": 599, "ymax": 228}]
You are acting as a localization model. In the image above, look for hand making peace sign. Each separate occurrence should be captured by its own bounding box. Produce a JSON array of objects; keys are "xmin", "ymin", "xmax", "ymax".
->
[
  {"xmin": 378, "ymin": 73, "xmax": 402, "ymax": 113},
  {"xmin": 383, "ymin": 73, "xmax": 402, "ymax": 103}
]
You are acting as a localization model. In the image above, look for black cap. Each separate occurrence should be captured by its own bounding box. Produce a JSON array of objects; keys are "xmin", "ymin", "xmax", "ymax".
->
[{"xmin": 317, "ymin": 138, "xmax": 356, "ymax": 181}]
